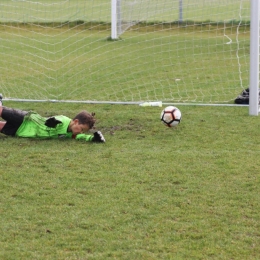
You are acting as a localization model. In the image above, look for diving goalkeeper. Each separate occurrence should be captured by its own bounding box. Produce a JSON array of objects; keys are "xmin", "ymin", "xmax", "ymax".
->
[{"xmin": 0, "ymin": 94, "xmax": 105, "ymax": 143}]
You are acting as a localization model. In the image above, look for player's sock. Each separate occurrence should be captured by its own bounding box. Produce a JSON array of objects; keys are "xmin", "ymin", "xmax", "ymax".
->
[{"xmin": 0, "ymin": 93, "xmax": 3, "ymax": 106}]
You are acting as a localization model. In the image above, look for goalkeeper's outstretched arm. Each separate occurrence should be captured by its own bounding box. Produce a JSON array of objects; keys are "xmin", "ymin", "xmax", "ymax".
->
[
  {"xmin": 67, "ymin": 131, "xmax": 105, "ymax": 143},
  {"xmin": 0, "ymin": 94, "xmax": 105, "ymax": 143}
]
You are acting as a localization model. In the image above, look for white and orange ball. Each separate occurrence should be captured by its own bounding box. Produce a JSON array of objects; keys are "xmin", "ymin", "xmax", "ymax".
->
[{"xmin": 160, "ymin": 106, "xmax": 181, "ymax": 127}]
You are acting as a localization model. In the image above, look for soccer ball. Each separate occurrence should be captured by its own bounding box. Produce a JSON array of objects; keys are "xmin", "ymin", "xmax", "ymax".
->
[{"xmin": 160, "ymin": 106, "xmax": 181, "ymax": 127}]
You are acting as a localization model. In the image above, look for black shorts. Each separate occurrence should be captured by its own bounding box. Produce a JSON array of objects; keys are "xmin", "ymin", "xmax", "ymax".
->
[{"xmin": 0, "ymin": 107, "xmax": 28, "ymax": 136}]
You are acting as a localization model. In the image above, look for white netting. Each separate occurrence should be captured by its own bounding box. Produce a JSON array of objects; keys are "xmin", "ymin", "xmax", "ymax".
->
[{"xmin": 0, "ymin": 0, "xmax": 250, "ymax": 104}]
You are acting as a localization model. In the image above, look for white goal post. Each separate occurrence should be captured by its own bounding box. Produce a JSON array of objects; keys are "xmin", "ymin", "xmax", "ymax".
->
[
  {"xmin": 0, "ymin": 0, "xmax": 259, "ymax": 115},
  {"xmin": 249, "ymin": 0, "xmax": 259, "ymax": 116}
]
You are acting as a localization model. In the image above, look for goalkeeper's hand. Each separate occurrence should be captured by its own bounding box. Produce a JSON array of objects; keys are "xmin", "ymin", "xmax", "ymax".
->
[{"xmin": 92, "ymin": 131, "xmax": 105, "ymax": 143}]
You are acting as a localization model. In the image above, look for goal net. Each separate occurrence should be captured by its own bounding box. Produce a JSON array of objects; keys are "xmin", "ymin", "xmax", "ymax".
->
[{"xmin": 0, "ymin": 0, "xmax": 255, "ymax": 108}]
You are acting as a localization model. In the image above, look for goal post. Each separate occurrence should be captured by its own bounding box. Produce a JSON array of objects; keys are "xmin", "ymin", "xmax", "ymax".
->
[
  {"xmin": 249, "ymin": 0, "xmax": 260, "ymax": 116},
  {"xmin": 111, "ymin": 0, "xmax": 185, "ymax": 39},
  {"xmin": 111, "ymin": 0, "xmax": 120, "ymax": 39}
]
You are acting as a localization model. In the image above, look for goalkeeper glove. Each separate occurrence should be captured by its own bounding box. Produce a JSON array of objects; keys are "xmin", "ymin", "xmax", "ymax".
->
[{"xmin": 92, "ymin": 131, "xmax": 105, "ymax": 143}]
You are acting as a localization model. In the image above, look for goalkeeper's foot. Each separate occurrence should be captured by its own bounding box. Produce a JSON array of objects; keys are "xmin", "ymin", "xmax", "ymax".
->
[
  {"xmin": 92, "ymin": 131, "xmax": 105, "ymax": 143},
  {"xmin": 0, "ymin": 93, "xmax": 2, "ymax": 106}
]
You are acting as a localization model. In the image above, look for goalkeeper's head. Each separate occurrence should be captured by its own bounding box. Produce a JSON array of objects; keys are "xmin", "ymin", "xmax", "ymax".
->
[{"xmin": 69, "ymin": 111, "xmax": 96, "ymax": 135}]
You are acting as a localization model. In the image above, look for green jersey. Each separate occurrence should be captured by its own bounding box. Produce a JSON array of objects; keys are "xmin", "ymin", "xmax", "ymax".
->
[{"xmin": 15, "ymin": 112, "xmax": 93, "ymax": 141}]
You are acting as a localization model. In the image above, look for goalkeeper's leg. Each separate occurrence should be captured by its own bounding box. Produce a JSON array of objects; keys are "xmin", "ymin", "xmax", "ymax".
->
[
  {"xmin": 0, "ymin": 94, "xmax": 4, "ymax": 132},
  {"xmin": 0, "ymin": 95, "xmax": 28, "ymax": 136},
  {"xmin": 0, "ymin": 121, "xmax": 6, "ymax": 132}
]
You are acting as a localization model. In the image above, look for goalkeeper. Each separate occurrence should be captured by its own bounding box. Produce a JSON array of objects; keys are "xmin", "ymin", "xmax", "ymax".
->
[{"xmin": 0, "ymin": 94, "xmax": 105, "ymax": 143}]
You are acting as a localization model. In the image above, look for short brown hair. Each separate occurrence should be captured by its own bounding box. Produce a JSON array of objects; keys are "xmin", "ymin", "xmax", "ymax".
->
[{"xmin": 73, "ymin": 111, "xmax": 96, "ymax": 129}]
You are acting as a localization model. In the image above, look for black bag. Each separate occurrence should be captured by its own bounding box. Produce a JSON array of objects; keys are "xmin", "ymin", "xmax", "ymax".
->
[
  {"xmin": 234, "ymin": 88, "xmax": 249, "ymax": 104},
  {"xmin": 234, "ymin": 88, "xmax": 260, "ymax": 104}
]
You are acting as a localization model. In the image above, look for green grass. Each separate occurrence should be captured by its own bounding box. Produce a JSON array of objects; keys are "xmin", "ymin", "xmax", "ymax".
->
[
  {"xmin": 0, "ymin": 1, "xmax": 259, "ymax": 258},
  {"xmin": 1, "ymin": 101, "xmax": 260, "ymax": 259}
]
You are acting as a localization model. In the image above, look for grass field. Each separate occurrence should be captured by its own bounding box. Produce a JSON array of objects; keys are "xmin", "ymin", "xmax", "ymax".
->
[
  {"xmin": 0, "ymin": 101, "xmax": 260, "ymax": 259},
  {"xmin": 0, "ymin": 1, "xmax": 259, "ymax": 258}
]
